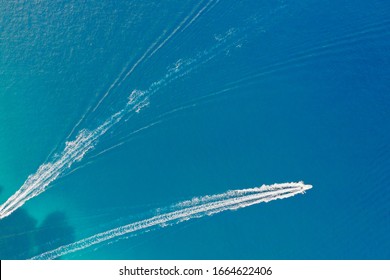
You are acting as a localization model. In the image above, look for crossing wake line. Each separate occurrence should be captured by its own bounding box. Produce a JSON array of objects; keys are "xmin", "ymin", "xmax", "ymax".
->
[
  {"xmin": 0, "ymin": 28, "xmax": 242, "ymax": 221},
  {"xmin": 31, "ymin": 181, "xmax": 312, "ymax": 260},
  {"xmin": 0, "ymin": 90, "xmax": 149, "ymax": 220}
]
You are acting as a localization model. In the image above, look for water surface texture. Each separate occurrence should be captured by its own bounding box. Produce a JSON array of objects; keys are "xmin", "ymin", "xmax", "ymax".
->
[{"xmin": 0, "ymin": 0, "xmax": 389, "ymax": 259}]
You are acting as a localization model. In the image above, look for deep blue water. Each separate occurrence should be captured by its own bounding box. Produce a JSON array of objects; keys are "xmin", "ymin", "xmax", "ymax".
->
[{"xmin": 0, "ymin": 0, "xmax": 390, "ymax": 259}]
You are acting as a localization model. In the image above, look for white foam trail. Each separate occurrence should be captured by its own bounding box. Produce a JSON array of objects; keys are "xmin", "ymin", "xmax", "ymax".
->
[
  {"xmin": 0, "ymin": 53, "xmax": 202, "ymax": 220},
  {"xmin": 62, "ymin": 37, "xmax": 253, "ymax": 166},
  {"xmin": 68, "ymin": 62, "xmax": 133, "ymax": 142},
  {"xmin": 93, "ymin": 32, "xmax": 167, "ymax": 112},
  {"xmin": 144, "ymin": 0, "xmax": 211, "ymax": 62},
  {"xmin": 0, "ymin": 91, "xmax": 148, "ymax": 220},
  {"xmin": 180, "ymin": 0, "xmax": 219, "ymax": 34},
  {"xmin": 0, "ymin": 22, "xmax": 247, "ymax": 220},
  {"xmin": 31, "ymin": 181, "xmax": 312, "ymax": 260},
  {"xmin": 92, "ymin": 0, "xmax": 213, "ymax": 113}
]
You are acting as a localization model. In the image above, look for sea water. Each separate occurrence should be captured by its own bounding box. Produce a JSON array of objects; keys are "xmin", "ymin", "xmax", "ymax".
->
[{"xmin": 0, "ymin": 0, "xmax": 389, "ymax": 259}]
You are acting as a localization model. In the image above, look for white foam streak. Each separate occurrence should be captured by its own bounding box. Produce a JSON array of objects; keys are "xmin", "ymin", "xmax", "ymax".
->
[
  {"xmin": 145, "ymin": 5, "xmax": 200, "ymax": 61},
  {"xmin": 172, "ymin": 181, "xmax": 309, "ymax": 208},
  {"xmin": 92, "ymin": 0, "xmax": 213, "ymax": 113},
  {"xmin": 180, "ymin": 0, "xmax": 219, "ymax": 34},
  {"xmin": 31, "ymin": 182, "xmax": 312, "ymax": 260},
  {"xmin": 0, "ymin": 91, "xmax": 147, "ymax": 220},
  {"xmin": 0, "ymin": 21, "xmax": 255, "ymax": 220},
  {"xmin": 0, "ymin": 49, "xmax": 205, "ymax": 220},
  {"xmin": 91, "ymin": 32, "xmax": 166, "ymax": 114}
]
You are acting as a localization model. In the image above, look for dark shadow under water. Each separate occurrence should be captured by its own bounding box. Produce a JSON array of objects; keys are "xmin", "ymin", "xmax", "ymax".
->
[{"xmin": 0, "ymin": 205, "xmax": 75, "ymax": 259}]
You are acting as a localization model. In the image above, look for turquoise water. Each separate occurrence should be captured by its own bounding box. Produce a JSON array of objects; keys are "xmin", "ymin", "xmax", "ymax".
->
[{"xmin": 1, "ymin": 0, "xmax": 390, "ymax": 259}]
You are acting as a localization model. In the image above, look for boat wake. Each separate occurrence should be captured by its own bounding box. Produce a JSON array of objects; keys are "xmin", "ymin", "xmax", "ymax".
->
[
  {"xmin": 31, "ymin": 181, "xmax": 312, "ymax": 260},
  {"xmin": 0, "ymin": 23, "xmax": 241, "ymax": 221},
  {"xmin": 0, "ymin": 90, "xmax": 148, "ymax": 220}
]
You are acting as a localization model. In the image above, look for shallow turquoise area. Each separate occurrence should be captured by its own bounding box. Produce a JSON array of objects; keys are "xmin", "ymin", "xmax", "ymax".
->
[{"xmin": 0, "ymin": 0, "xmax": 389, "ymax": 259}]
